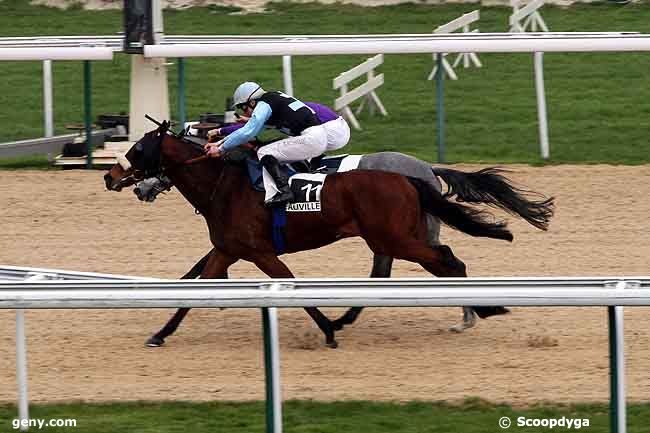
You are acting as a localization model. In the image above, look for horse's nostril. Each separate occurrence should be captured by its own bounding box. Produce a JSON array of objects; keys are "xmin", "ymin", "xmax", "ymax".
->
[{"xmin": 103, "ymin": 173, "xmax": 113, "ymax": 190}]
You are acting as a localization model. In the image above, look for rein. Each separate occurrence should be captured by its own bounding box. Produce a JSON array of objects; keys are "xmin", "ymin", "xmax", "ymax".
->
[{"xmin": 183, "ymin": 154, "xmax": 210, "ymax": 165}]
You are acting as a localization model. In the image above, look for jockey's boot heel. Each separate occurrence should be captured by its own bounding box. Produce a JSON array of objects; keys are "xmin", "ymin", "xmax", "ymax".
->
[{"xmin": 261, "ymin": 155, "xmax": 294, "ymax": 207}]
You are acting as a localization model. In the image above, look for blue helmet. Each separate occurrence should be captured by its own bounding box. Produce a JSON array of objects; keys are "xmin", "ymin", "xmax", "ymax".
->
[{"xmin": 233, "ymin": 82, "xmax": 265, "ymax": 106}]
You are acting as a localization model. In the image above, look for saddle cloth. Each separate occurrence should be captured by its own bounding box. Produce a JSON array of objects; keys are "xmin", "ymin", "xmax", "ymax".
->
[{"xmin": 266, "ymin": 156, "xmax": 361, "ymax": 253}]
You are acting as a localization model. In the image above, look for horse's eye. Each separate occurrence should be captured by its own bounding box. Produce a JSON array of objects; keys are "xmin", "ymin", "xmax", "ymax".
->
[{"xmin": 135, "ymin": 142, "xmax": 143, "ymax": 152}]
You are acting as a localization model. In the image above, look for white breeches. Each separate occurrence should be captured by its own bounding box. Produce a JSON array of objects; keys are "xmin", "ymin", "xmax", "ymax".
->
[
  {"xmin": 257, "ymin": 117, "xmax": 350, "ymax": 162},
  {"xmin": 257, "ymin": 117, "xmax": 350, "ymax": 201}
]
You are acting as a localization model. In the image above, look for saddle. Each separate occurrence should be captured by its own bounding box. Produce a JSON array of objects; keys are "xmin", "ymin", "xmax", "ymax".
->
[{"xmin": 243, "ymin": 153, "xmax": 357, "ymax": 192}]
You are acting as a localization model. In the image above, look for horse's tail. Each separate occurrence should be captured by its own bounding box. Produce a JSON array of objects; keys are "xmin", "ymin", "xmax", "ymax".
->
[
  {"xmin": 408, "ymin": 177, "xmax": 513, "ymax": 242},
  {"xmin": 432, "ymin": 167, "xmax": 555, "ymax": 231}
]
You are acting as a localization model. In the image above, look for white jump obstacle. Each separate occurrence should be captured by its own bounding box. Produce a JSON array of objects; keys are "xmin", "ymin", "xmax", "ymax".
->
[
  {"xmin": 510, "ymin": 0, "xmax": 549, "ymax": 33},
  {"xmin": 333, "ymin": 54, "xmax": 387, "ymax": 130},
  {"xmin": 428, "ymin": 10, "xmax": 482, "ymax": 81}
]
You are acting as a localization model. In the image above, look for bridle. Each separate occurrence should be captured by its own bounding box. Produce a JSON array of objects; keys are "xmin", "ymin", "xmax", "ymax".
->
[{"xmin": 116, "ymin": 118, "xmax": 210, "ymax": 188}]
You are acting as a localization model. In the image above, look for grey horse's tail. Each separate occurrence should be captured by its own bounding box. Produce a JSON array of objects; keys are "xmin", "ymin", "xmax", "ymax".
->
[{"xmin": 432, "ymin": 167, "xmax": 555, "ymax": 231}]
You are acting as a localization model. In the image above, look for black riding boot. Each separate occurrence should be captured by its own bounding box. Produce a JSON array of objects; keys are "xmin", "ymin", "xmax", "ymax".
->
[{"xmin": 260, "ymin": 155, "xmax": 294, "ymax": 206}]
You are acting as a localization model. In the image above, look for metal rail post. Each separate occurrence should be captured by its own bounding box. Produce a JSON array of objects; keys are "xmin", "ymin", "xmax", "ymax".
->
[
  {"xmin": 435, "ymin": 52, "xmax": 445, "ymax": 163},
  {"xmin": 282, "ymin": 56, "xmax": 293, "ymax": 96},
  {"xmin": 15, "ymin": 307, "xmax": 28, "ymax": 431},
  {"xmin": 83, "ymin": 60, "xmax": 92, "ymax": 168},
  {"xmin": 177, "ymin": 58, "xmax": 186, "ymax": 128},
  {"xmin": 261, "ymin": 283, "xmax": 285, "ymax": 433},
  {"xmin": 533, "ymin": 52, "xmax": 549, "ymax": 159},
  {"xmin": 16, "ymin": 274, "xmax": 49, "ymax": 431},
  {"xmin": 607, "ymin": 280, "xmax": 627, "ymax": 433},
  {"xmin": 43, "ymin": 60, "xmax": 53, "ymax": 138}
]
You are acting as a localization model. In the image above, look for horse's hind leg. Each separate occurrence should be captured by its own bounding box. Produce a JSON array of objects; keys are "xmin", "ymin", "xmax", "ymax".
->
[
  {"xmin": 417, "ymin": 245, "xmax": 509, "ymax": 323},
  {"xmin": 254, "ymin": 254, "xmax": 338, "ymax": 348},
  {"xmin": 449, "ymin": 307, "xmax": 478, "ymax": 333},
  {"xmin": 421, "ymin": 213, "xmax": 479, "ymax": 333},
  {"xmin": 418, "ymin": 245, "xmax": 477, "ymax": 332},
  {"xmin": 332, "ymin": 254, "xmax": 392, "ymax": 331}
]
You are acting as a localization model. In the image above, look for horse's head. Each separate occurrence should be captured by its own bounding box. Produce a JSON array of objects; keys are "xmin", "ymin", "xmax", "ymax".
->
[{"xmin": 104, "ymin": 121, "xmax": 169, "ymax": 192}]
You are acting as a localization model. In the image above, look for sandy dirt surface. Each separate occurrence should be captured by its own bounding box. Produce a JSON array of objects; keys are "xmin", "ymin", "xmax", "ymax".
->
[{"xmin": 1, "ymin": 165, "xmax": 650, "ymax": 405}]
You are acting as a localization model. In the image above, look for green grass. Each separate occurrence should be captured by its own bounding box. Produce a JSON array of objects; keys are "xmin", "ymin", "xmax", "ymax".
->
[
  {"xmin": 2, "ymin": 1, "xmax": 650, "ymax": 164},
  {"xmin": 0, "ymin": 154, "xmax": 52, "ymax": 169},
  {"xmin": 1, "ymin": 399, "xmax": 649, "ymax": 433}
]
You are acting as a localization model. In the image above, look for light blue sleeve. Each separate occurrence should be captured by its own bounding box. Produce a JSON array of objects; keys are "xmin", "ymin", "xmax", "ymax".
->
[{"xmin": 222, "ymin": 101, "xmax": 272, "ymax": 151}]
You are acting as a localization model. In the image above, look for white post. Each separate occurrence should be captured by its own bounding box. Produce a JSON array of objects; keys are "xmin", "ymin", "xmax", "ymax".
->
[
  {"xmin": 16, "ymin": 308, "xmax": 28, "ymax": 431},
  {"xmin": 268, "ymin": 293, "xmax": 282, "ymax": 433},
  {"xmin": 42, "ymin": 60, "xmax": 53, "ymax": 138},
  {"xmin": 614, "ymin": 281, "xmax": 627, "ymax": 433},
  {"xmin": 282, "ymin": 56, "xmax": 293, "ymax": 96},
  {"xmin": 16, "ymin": 274, "xmax": 51, "ymax": 431},
  {"xmin": 261, "ymin": 282, "xmax": 285, "ymax": 433},
  {"xmin": 534, "ymin": 52, "xmax": 549, "ymax": 159},
  {"xmin": 129, "ymin": 56, "xmax": 170, "ymax": 141},
  {"xmin": 152, "ymin": 0, "xmax": 164, "ymax": 45},
  {"xmin": 129, "ymin": 0, "xmax": 169, "ymax": 141}
]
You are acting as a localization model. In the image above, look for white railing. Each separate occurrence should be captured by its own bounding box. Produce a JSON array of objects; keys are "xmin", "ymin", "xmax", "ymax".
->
[
  {"xmin": 428, "ymin": 11, "xmax": 482, "ymax": 81},
  {"xmin": 0, "ymin": 265, "xmax": 158, "ymax": 281},
  {"xmin": 2, "ymin": 274, "xmax": 645, "ymax": 433},
  {"xmin": 333, "ymin": 54, "xmax": 387, "ymax": 130},
  {"xmin": 1, "ymin": 266, "xmax": 160, "ymax": 431}
]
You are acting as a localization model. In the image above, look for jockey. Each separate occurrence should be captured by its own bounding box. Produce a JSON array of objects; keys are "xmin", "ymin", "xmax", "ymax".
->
[
  {"xmin": 210, "ymin": 101, "xmax": 341, "ymax": 137},
  {"xmin": 204, "ymin": 82, "xmax": 350, "ymax": 206}
]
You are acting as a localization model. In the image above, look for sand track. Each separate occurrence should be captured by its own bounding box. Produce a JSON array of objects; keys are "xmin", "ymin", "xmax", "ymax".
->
[{"xmin": 1, "ymin": 165, "xmax": 650, "ymax": 404}]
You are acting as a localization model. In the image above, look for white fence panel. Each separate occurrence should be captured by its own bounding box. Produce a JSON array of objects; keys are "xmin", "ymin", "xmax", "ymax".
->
[
  {"xmin": 333, "ymin": 54, "xmax": 387, "ymax": 130},
  {"xmin": 428, "ymin": 10, "xmax": 482, "ymax": 81}
]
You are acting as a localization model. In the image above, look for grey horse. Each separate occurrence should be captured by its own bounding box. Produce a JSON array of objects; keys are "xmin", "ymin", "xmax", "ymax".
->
[{"xmin": 133, "ymin": 150, "xmax": 553, "ymax": 347}]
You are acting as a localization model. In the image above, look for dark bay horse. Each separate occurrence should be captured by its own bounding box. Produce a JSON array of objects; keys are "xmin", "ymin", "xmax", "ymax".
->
[
  {"xmin": 134, "ymin": 150, "xmax": 554, "ymax": 347},
  {"xmin": 104, "ymin": 121, "xmax": 542, "ymax": 348}
]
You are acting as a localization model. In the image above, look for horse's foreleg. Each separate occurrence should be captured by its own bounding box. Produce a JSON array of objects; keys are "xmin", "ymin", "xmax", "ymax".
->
[
  {"xmin": 331, "ymin": 307, "xmax": 363, "ymax": 331},
  {"xmin": 146, "ymin": 308, "xmax": 192, "ymax": 347},
  {"xmin": 332, "ymin": 254, "xmax": 393, "ymax": 331},
  {"xmin": 254, "ymin": 255, "xmax": 338, "ymax": 348},
  {"xmin": 146, "ymin": 249, "xmax": 234, "ymax": 347}
]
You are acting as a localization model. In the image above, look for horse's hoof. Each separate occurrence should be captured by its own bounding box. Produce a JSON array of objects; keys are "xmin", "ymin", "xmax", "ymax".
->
[
  {"xmin": 449, "ymin": 324, "xmax": 469, "ymax": 333},
  {"xmin": 472, "ymin": 306, "xmax": 511, "ymax": 319},
  {"xmin": 145, "ymin": 336, "xmax": 165, "ymax": 347},
  {"xmin": 326, "ymin": 340, "xmax": 339, "ymax": 349}
]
